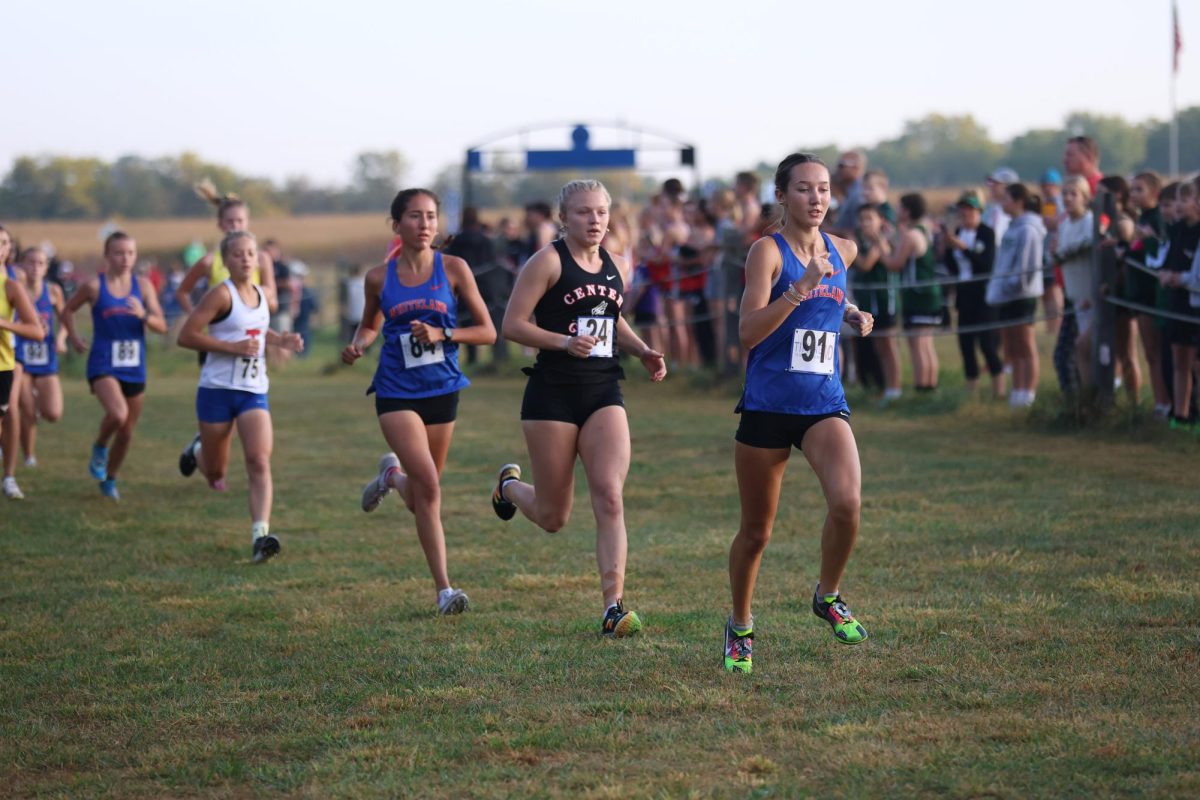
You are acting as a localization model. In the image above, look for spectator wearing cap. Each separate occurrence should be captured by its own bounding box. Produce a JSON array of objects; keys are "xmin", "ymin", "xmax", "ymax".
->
[
  {"xmin": 983, "ymin": 167, "xmax": 1018, "ymax": 245},
  {"xmin": 1039, "ymin": 169, "xmax": 1066, "ymax": 338},
  {"xmin": 1041, "ymin": 169, "xmax": 1065, "ymax": 222},
  {"xmin": 1063, "ymin": 136, "xmax": 1103, "ymax": 196},
  {"xmin": 943, "ymin": 192, "xmax": 1003, "ymax": 397}
]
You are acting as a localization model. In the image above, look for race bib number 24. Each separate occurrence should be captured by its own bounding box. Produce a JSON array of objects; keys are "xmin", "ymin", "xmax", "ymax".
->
[{"xmin": 576, "ymin": 316, "xmax": 613, "ymax": 358}]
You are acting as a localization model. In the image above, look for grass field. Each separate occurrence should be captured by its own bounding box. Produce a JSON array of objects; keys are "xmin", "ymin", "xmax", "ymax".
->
[{"xmin": 2, "ymin": 333, "xmax": 1198, "ymax": 798}]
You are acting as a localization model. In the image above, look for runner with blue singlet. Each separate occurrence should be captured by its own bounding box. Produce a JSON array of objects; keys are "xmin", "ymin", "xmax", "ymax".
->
[
  {"xmin": 723, "ymin": 153, "xmax": 876, "ymax": 674},
  {"xmin": 1, "ymin": 225, "xmax": 46, "ymax": 501},
  {"xmin": 14, "ymin": 247, "xmax": 66, "ymax": 469},
  {"xmin": 62, "ymin": 232, "xmax": 168, "ymax": 501},
  {"xmin": 343, "ymin": 188, "xmax": 496, "ymax": 615}
]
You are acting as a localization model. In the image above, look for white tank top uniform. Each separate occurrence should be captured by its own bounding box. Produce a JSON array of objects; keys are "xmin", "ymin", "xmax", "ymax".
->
[{"xmin": 198, "ymin": 280, "xmax": 271, "ymax": 394}]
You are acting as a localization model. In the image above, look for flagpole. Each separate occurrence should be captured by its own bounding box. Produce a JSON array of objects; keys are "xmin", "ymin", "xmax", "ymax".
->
[
  {"xmin": 1170, "ymin": 60, "xmax": 1179, "ymax": 177},
  {"xmin": 1170, "ymin": 0, "xmax": 1180, "ymax": 177}
]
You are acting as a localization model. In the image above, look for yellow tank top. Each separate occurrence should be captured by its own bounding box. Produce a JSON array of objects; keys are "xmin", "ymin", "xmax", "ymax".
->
[
  {"xmin": 210, "ymin": 249, "xmax": 262, "ymax": 286},
  {"xmin": 0, "ymin": 271, "xmax": 14, "ymax": 371}
]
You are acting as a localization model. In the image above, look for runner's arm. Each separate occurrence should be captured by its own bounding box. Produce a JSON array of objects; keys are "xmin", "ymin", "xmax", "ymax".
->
[
  {"xmin": 175, "ymin": 256, "xmax": 212, "ymax": 313},
  {"xmin": 177, "ymin": 285, "xmax": 255, "ymax": 356},
  {"xmin": 1, "ymin": 280, "xmax": 44, "ymax": 341}
]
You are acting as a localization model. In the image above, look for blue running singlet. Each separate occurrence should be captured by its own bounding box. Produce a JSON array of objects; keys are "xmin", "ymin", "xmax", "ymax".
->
[
  {"xmin": 370, "ymin": 252, "xmax": 469, "ymax": 399},
  {"xmin": 14, "ymin": 280, "xmax": 58, "ymax": 376},
  {"xmin": 87, "ymin": 273, "xmax": 147, "ymax": 384},
  {"xmin": 738, "ymin": 232, "xmax": 849, "ymax": 416}
]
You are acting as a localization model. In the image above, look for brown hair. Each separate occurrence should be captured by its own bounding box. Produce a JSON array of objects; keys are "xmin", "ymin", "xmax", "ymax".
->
[
  {"xmin": 1133, "ymin": 171, "xmax": 1163, "ymax": 195},
  {"xmin": 103, "ymin": 231, "xmax": 133, "ymax": 255},
  {"xmin": 194, "ymin": 178, "xmax": 247, "ymax": 222}
]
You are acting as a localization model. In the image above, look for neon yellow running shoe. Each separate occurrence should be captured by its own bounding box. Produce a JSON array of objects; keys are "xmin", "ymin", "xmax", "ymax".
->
[
  {"xmin": 600, "ymin": 600, "xmax": 641, "ymax": 637},
  {"xmin": 723, "ymin": 617, "xmax": 753, "ymax": 673},
  {"xmin": 812, "ymin": 590, "xmax": 868, "ymax": 645}
]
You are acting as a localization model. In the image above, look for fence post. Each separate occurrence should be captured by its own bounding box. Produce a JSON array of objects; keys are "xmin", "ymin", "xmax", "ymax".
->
[{"xmin": 1091, "ymin": 188, "xmax": 1115, "ymax": 411}]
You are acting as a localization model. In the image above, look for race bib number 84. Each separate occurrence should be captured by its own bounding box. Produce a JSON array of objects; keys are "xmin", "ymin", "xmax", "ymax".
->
[
  {"xmin": 789, "ymin": 328, "xmax": 836, "ymax": 375},
  {"xmin": 400, "ymin": 332, "xmax": 445, "ymax": 368},
  {"xmin": 576, "ymin": 316, "xmax": 613, "ymax": 358}
]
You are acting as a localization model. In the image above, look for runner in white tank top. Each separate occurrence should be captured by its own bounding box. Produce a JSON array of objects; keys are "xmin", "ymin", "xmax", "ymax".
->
[{"xmin": 177, "ymin": 231, "xmax": 304, "ymax": 564}]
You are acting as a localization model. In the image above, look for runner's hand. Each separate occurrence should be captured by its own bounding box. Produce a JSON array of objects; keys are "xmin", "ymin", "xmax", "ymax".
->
[
  {"xmin": 846, "ymin": 308, "xmax": 874, "ymax": 337},
  {"xmin": 640, "ymin": 348, "xmax": 667, "ymax": 382},
  {"xmin": 282, "ymin": 332, "xmax": 304, "ymax": 353},
  {"xmin": 566, "ymin": 335, "xmax": 598, "ymax": 358},
  {"xmin": 230, "ymin": 337, "xmax": 259, "ymax": 357},
  {"xmin": 341, "ymin": 342, "xmax": 363, "ymax": 364},
  {"xmin": 70, "ymin": 335, "xmax": 88, "ymax": 354},
  {"xmin": 126, "ymin": 296, "xmax": 147, "ymax": 320},
  {"xmin": 410, "ymin": 320, "xmax": 441, "ymax": 344}
]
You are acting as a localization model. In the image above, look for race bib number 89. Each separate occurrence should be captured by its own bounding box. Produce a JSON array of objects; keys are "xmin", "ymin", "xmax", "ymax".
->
[
  {"xmin": 576, "ymin": 316, "xmax": 613, "ymax": 358},
  {"xmin": 789, "ymin": 328, "xmax": 836, "ymax": 375},
  {"xmin": 400, "ymin": 332, "xmax": 445, "ymax": 368},
  {"xmin": 22, "ymin": 341, "xmax": 50, "ymax": 366},
  {"xmin": 112, "ymin": 340, "xmax": 141, "ymax": 369}
]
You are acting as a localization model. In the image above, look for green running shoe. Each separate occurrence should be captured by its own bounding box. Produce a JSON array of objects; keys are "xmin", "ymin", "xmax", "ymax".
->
[
  {"xmin": 812, "ymin": 589, "xmax": 868, "ymax": 645},
  {"xmin": 723, "ymin": 617, "xmax": 753, "ymax": 673},
  {"xmin": 600, "ymin": 600, "xmax": 641, "ymax": 637}
]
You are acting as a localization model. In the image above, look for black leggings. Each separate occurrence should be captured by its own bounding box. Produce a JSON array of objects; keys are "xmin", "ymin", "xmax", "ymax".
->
[{"xmin": 956, "ymin": 286, "xmax": 1003, "ymax": 381}]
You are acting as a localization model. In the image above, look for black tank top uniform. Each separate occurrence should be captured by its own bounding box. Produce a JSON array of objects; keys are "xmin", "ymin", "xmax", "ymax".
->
[{"xmin": 525, "ymin": 239, "xmax": 626, "ymax": 384}]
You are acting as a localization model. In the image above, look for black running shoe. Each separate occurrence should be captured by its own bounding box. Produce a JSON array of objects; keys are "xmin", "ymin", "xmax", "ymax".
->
[
  {"xmin": 600, "ymin": 599, "xmax": 642, "ymax": 638},
  {"xmin": 179, "ymin": 434, "xmax": 200, "ymax": 477},
  {"xmin": 491, "ymin": 463, "xmax": 521, "ymax": 521},
  {"xmin": 252, "ymin": 534, "xmax": 281, "ymax": 564}
]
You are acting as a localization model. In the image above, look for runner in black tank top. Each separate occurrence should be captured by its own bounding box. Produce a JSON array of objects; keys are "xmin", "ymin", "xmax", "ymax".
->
[
  {"xmin": 527, "ymin": 238, "xmax": 625, "ymax": 383},
  {"xmin": 489, "ymin": 179, "xmax": 667, "ymax": 639}
]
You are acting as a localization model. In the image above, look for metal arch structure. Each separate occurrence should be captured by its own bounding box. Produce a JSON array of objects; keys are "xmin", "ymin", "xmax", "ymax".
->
[{"xmin": 462, "ymin": 121, "xmax": 698, "ymax": 209}]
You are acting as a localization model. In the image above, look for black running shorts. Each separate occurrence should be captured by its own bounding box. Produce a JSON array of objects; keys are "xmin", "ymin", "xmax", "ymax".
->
[
  {"xmin": 520, "ymin": 371, "xmax": 624, "ymax": 427},
  {"xmin": 375, "ymin": 391, "xmax": 459, "ymax": 425},
  {"xmin": 735, "ymin": 408, "xmax": 850, "ymax": 450},
  {"xmin": 88, "ymin": 375, "xmax": 146, "ymax": 398}
]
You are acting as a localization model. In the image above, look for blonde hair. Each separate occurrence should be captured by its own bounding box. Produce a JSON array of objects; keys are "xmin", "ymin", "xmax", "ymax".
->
[
  {"xmin": 557, "ymin": 179, "xmax": 612, "ymax": 218},
  {"xmin": 219, "ymin": 230, "xmax": 257, "ymax": 260},
  {"xmin": 1062, "ymin": 175, "xmax": 1092, "ymax": 202}
]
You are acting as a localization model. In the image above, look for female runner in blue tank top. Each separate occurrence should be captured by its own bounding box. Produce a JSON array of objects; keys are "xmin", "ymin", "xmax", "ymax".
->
[
  {"xmin": 62, "ymin": 232, "xmax": 168, "ymax": 500},
  {"xmin": 490, "ymin": 180, "xmax": 668, "ymax": 638},
  {"xmin": 1, "ymin": 226, "xmax": 46, "ymax": 501},
  {"xmin": 342, "ymin": 189, "xmax": 495, "ymax": 616},
  {"xmin": 722, "ymin": 154, "xmax": 876, "ymax": 674},
  {"xmin": 14, "ymin": 246, "xmax": 67, "ymax": 469}
]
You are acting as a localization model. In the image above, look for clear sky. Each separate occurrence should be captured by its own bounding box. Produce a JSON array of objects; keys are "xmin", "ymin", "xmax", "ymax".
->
[{"xmin": 7, "ymin": 0, "xmax": 1197, "ymax": 187}]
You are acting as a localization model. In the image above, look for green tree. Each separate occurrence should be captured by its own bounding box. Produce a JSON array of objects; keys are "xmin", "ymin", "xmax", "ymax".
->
[
  {"xmin": 348, "ymin": 151, "xmax": 409, "ymax": 212},
  {"xmin": 1142, "ymin": 106, "xmax": 1200, "ymax": 175},
  {"xmin": 867, "ymin": 115, "xmax": 1003, "ymax": 187},
  {"xmin": 1063, "ymin": 112, "xmax": 1147, "ymax": 176},
  {"xmin": 1005, "ymin": 129, "xmax": 1064, "ymax": 182}
]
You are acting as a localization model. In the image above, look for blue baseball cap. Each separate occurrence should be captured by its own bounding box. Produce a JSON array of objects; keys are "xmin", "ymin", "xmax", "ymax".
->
[{"xmin": 1040, "ymin": 168, "xmax": 1063, "ymax": 186}]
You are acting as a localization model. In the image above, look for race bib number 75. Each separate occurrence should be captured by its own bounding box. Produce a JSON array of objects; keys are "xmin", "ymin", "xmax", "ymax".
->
[{"xmin": 789, "ymin": 328, "xmax": 836, "ymax": 375}]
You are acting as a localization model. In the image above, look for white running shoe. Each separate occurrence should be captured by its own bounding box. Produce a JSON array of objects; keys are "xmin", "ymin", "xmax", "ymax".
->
[
  {"xmin": 24, "ymin": 455, "xmax": 37, "ymax": 468},
  {"xmin": 437, "ymin": 588, "xmax": 470, "ymax": 615},
  {"xmin": 361, "ymin": 453, "xmax": 400, "ymax": 512},
  {"xmin": 3, "ymin": 476, "xmax": 25, "ymax": 500}
]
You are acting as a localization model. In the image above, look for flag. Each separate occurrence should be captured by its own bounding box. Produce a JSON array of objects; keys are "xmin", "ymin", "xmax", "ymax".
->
[{"xmin": 1174, "ymin": 1, "xmax": 1183, "ymax": 74}]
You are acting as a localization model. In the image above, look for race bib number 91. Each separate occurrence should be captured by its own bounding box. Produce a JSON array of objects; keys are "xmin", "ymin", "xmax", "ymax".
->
[
  {"xmin": 789, "ymin": 328, "xmax": 836, "ymax": 375},
  {"xmin": 576, "ymin": 316, "xmax": 613, "ymax": 358},
  {"xmin": 22, "ymin": 341, "xmax": 50, "ymax": 366},
  {"xmin": 400, "ymin": 332, "xmax": 445, "ymax": 368},
  {"xmin": 111, "ymin": 340, "xmax": 141, "ymax": 369}
]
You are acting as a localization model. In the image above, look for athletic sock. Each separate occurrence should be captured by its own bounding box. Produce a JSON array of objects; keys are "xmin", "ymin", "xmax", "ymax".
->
[
  {"xmin": 438, "ymin": 587, "xmax": 456, "ymax": 603},
  {"xmin": 730, "ymin": 616, "xmax": 753, "ymax": 634},
  {"xmin": 499, "ymin": 477, "xmax": 516, "ymax": 502},
  {"xmin": 883, "ymin": 388, "xmax": 902, "ymax": 400},
  {"xmin": 251, "ymin": 520, "xmax": 269, "ymax": 542}
]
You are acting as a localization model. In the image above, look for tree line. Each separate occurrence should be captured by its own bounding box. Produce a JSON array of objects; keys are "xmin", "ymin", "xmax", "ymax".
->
[{"xmin": 2, "ymin": 109, "xmax": 1197, "ymax": 221}]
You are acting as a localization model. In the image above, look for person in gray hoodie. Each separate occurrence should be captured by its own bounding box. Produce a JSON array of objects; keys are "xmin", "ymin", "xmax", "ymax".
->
[{"xmin": 987, "ymin": 183, "xmax": 1047, "ymax": 407}]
